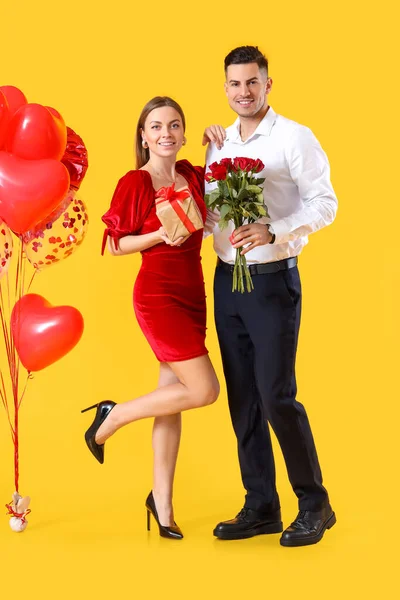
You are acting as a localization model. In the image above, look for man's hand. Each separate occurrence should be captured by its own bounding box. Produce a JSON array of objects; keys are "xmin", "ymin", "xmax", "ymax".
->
[
  {"xmin": 231, "ymin": 224, "xmax": 272, "ymax": 255},
  {"xmin": 202, "ymin": 125, "xmax": 226, "ymax": 150}
]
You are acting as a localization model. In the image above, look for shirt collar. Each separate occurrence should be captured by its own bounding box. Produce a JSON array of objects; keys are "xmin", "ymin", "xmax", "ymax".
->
[{"xmin": 225, "ymin": 106, "xmax": 277, "ymax": 143}]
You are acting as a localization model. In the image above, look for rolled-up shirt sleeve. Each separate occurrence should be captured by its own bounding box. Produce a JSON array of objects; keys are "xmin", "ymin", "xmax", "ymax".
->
[{"xmin": 269, "ymin": 127, "xmax": 338, "ymax": 245}]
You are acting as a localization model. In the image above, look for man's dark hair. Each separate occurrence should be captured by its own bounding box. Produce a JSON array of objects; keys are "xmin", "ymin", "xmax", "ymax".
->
[{"xmin": 224, "ymin": 46, "xmax": 268, "ymax": 76}]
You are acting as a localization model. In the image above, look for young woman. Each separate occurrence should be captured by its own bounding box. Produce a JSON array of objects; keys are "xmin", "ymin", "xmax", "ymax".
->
[{"xmin": 82, "ymin": 97, "xmax": 219, "ymax": 540}]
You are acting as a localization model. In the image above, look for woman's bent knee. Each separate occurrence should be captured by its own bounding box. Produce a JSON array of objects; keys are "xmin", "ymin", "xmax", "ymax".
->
[
  {"xmin": 190, "ymin": 382, "xmax": 219, "ymax": 409},
  {"xmin": 206, "ymin": 381, "xmax": 220, "ymax": 406}
]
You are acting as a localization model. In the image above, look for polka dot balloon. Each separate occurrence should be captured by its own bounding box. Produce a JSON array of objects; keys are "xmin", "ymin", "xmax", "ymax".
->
[
  {"xmin": 22, "ymin": 191, "xmax": 88, "ymax": 271},
  {"xmin": 0, "ymin": 220, "xmax": 13, "ymax": 280}
]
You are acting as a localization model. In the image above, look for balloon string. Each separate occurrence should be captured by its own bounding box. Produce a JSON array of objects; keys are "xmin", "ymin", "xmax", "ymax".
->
[
  {"xmin": 13, "ymin": 411, "xmax": 19, "ymax": 492},
  {"xmin": 12, "ymin": 241, "xmax": 26, "ymax": 493},
  {"xmin": 27, "ymin": 269, "xmax": 36, "ymax": 293},
  {"xmin": 0, "ymin": 371, "xmax": 14, "ymax": 440},
  {"xmin": 0, "ymin": 238, "xmax": 27, "ymax": 494},
  {"xmin": 18, "ymin": 373, "xmax": 33, "ymax": 410},
  {"xmin": 0, "ymin": 283, "xmax": 13, "ymax": 374},
  {"xmin": 0, "ymin": 282, "xmax": 14, "ymax": 440},
  {"xmin": 2, "ymin": 230, "xmax": 37, "ymax": 496},
  {"xmin": 14, "ymin": 242, "xmax": 25, "ymax": 394}
]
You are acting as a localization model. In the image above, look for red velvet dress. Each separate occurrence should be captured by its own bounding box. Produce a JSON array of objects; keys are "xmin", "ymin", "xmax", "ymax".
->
[{"xmin": 101, "ymin": 160, "xmax": 208, "ymax": 362}]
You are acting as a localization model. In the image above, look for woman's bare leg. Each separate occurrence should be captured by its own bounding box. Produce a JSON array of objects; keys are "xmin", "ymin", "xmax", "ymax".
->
[
  {"xmin": 152, "ymin": 363, "xmax": 181, "ymax": 526},
  {"xmin": 95, "ymin": 354, "xmax": 219, "ymax": 444}
]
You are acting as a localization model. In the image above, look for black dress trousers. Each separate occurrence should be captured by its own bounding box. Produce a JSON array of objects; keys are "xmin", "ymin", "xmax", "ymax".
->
[{"xmin": 214, "ymin": 262, "xmax": 329, "ymax": 513}]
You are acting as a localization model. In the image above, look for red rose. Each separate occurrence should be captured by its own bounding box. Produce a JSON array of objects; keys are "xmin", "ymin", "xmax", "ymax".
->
[
  {"xmin": 244, "ymin": 159, "xmax": 256, "ymax": 172},
  {"xmin": 252, "ymin": 158, "xmax": 265, "ymax": 173},
  {"xmin": 205, "ymin": 172, "xmax": 214, "ymax": 182},
  {"xmin": 208, "ymin": 161, "xmax": 220, "ymax": 173},
  {"xmin": 219, "ymin": 158, "xmax": 233, "ymax": 171},
  {"xmin": 209, "ymin": 161, "xmax": 228, "ymax": 180},
  {"xmin": 212, "ymin": 165, "xmax": 228, "ymax": 180},
  {"xmin": 233, "ymin": 157, "xmax": 254, "ymax": 172}
]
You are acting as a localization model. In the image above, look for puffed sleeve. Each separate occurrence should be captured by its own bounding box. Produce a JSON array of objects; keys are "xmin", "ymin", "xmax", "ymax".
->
[
  {"xmin": 101, "ymin": 170, "xmax": 153, "ymax": 254},
  {"xmin": 192, "ymin": 165, "xmax": 205, "ymax": 192}
]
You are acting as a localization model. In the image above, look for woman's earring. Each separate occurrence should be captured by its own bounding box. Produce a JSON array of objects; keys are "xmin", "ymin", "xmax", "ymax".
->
[
  {"xmin": 182, "ymin": 138, "xmax": 187, "ymax": 146},
  {"xmin": 142, "ymin": 140, "xmax": 149, "ymax": 149}
]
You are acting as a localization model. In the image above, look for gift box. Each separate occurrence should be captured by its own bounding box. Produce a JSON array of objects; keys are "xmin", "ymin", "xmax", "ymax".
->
[{"xmin": 155, "ymin": 184, "xmax": 203, "ymax": 242}]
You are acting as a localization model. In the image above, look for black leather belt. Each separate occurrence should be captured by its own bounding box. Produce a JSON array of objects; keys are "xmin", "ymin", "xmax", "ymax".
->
[{"xmin": 217, "ymin": 256, "xmax": 298, "ymax": 275}]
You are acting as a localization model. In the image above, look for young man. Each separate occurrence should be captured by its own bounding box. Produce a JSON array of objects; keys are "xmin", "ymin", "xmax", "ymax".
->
[{"xmin": 203, "ymin": 46, "xmax": 337, "ymax": 547}]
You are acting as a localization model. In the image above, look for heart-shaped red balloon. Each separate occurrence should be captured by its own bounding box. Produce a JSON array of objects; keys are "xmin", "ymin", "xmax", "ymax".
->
[
  {"xmin": 11, "ymin": 293, "xmax": 84, "ymax": 372},
  {"xmin": 0, "ymin": 86, "xmax": 27, "ymax": 118},
  {"xmin": 5, "ymin": 103, "xmax": 67, "ymax": 161},
  {"xmin": 0, "ymin": 151, "xmax": 70, "ymax": 233}
]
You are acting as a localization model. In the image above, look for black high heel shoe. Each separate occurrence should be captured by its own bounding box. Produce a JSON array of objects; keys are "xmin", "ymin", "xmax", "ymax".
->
[
  {"xmin": 81, "ymin": 401, "xmax": 116, "ymax": 464},
  {"xmin": 145, "ymin": 491, "xmax": 184, "ymax": 540}
]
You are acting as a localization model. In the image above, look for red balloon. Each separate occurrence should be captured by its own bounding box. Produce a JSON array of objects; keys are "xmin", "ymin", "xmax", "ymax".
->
[
  {"xmin": 0, "ymin": 152, "xmax": 70, "ymax": 234},
  {"xmin": 5, "ymin": 103, "xmax": 67, "ymax": 161},
  {"xmin": 0, "ymin": 86, "xmax": 27, "ymax": 117},
  {"xmin": 11, "ymin": 293, "xmax": 84, "ymax": 372},
  {"xmin": 46, "ymin": 107, "xmax": 66, "ymax": 138},
  {"xmin": 61, "ymin": 127, "xmax": 89, "ymax": 191},
  {"xmin": 46, "ymin": 106, "xmax": 61, "ymax": 119},
  {"xmin": 0, "ymin": 91, "xmax": 10, "ymax": 148}
]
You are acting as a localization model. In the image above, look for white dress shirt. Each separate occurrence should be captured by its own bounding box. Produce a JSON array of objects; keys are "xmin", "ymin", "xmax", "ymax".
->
[{"xmin": 204, "ymin": 106, "xmax": 338, "ymax": 264}]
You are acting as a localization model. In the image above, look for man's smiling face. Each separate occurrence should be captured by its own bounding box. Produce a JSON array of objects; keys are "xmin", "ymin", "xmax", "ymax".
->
[{"xmin": 225, "ymin": 62, "xmax": 272, "ymax": 119}]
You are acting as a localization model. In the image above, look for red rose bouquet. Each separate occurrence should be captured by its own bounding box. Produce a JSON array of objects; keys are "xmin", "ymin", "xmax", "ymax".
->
[{"xmin": 205, "ymin": 157, "xmax": 268, "ymax": 292}]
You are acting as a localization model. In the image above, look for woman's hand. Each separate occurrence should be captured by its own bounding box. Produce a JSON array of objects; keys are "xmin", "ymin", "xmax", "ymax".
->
[
  {"xmin": 202, "ymin": 125, "xmax": 226, "ymax": 150},
  {"xmin": 158, "ymin": 227, "xmax": 190, "ymax": 247}
]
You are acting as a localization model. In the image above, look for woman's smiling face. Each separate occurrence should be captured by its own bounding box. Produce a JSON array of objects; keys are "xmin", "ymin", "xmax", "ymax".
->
[{"xmin": 142, "ymin": 106, "xmax": 185, "ymax": 159}]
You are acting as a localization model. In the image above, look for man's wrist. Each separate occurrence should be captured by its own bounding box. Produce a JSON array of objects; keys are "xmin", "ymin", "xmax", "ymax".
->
[{"xmin": 266, "ymin": 224, "xmax": 276, "ymax": 244}]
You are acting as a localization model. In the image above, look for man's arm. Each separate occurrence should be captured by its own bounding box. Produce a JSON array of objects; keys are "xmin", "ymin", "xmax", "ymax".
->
[
  {"xmin": 233, "ymin": 127, "xmax": 337, "ymax": 253},
  {"xmin": 270, "ymin": 126, "xmax": 338, "ymax": 245}
]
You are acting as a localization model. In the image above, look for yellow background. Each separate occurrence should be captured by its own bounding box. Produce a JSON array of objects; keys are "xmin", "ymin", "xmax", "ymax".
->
[{"xmin": 1, "ymin": 0, "xmax": 398, "ymax": 597}]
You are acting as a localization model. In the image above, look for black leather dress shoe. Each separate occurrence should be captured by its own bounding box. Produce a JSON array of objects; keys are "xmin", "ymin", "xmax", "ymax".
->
[
  {"xmin": 213, "ymin": 507, "xmax": 283, "ymax": 540},
  {"xmin": 280, "ymin": 506, "xmax": 336, "ymax": 547}
]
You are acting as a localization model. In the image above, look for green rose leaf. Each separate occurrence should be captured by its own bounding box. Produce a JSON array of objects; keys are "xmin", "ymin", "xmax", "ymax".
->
[
  {"xmin": 237, "ymin": 188, "xmax": 250, "ymax": 202},
  {"xmin": 219, "ymin": 217, "xmax": 231, "ymax": 231},
  {"xmin": 230, "ymin": 171, "xmax": 239, "ymax": 188},
  {"xmin": 258, "ymin": 206, "xmax": 267, "ymax": 216},
  {"xmin": 246, "ymin": 185, "xmax": 262, "ymax": 194},
  {"xmin": 220, "ymin": 204, "xmax": 231, "ymax": 219},
  {"xmin": 210, "ymin": 188, "xmax": 221, "ymax": 201},
  {"xmin": 257, "ymin": 192, "xmax": 264, "ymax": 204},
  {"xmin": 205, "ymin": 190, "xmax": 221, "ymax": 209},
  {"xmin": 217, "ymin": 180, "xmax": 229, "ymax": 197}
]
